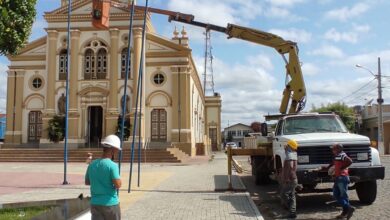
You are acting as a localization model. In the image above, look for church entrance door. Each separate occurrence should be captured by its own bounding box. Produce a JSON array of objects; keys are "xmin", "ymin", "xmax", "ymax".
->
[
  {"xmin": 88, "ymin": 106, "xmax": 103, "ymax": 146},
  {"xmin": 28, "ymin": 111, "xmax": 42, "ymax": 143},
  {"xmin": 151, "ymin": 109, "xmax": 167, "ymax": 141},
  {"xmin": 209, "ymin": 128, "xmax": 218, "ymax": 151}
]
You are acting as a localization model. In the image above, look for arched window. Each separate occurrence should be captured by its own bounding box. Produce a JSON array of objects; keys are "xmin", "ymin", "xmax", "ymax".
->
[
  {"xmin": 59, "ymin": 49, "xmax": 67, "ymax": 80},
  {"xmin": 84, "ymin": 49, "xmax": 94, "ymax": 79},
  {"xmin": 121, "ymin": 94, "xmax": 130, "ymax": 114},
  {"xmin": 96, "ymin": 48, "xmax": 107, "ymax": 79},
  {"xmin": 121, "ymin": 47, "xmax": 131, "ymax": 79},
  {"xmin": 83, "ymin": 40, "xmax": 107, "ymax": 80}
]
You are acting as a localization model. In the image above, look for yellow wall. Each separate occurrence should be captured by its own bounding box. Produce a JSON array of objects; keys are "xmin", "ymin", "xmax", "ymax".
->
[{"xmin": 4, "ymin": 1, "xmax": 220, "ymax": 151}]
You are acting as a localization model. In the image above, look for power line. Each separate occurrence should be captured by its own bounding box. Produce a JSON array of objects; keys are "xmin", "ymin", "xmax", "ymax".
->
[
  {"xmin": 338, "ymin": 78, "xmax": 376, "ymax": 102},
  {"xmin": 344, "ymin": 88, "xmax": 377, "ymax": 104},
  {"xmin": 342, "ymin": 84, "xmax": 377, "ymax": 104},
  {"xmin": 343, "ymin": 87, "xmax": 376, "ymax": 104},
  {"xmin": 345, "ymin": 82, "xmax": 377, "ymax": 98}
]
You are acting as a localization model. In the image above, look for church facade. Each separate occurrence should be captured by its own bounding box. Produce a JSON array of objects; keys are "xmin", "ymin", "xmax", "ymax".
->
[{"xmin": 4, "ymin": 0, "xmax": 222, "ymax": 155}]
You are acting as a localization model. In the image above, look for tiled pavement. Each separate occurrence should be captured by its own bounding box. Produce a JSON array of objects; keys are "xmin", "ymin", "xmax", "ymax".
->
[
  {"xmin": 123, "ymin": 153, "xmax": 262, "ymax": 220},
  {"xmin": 0, "ymin": 152, "xmax": 263, "ymax": 220}
]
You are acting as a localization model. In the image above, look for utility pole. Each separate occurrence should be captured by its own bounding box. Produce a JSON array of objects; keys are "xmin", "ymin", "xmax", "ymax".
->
[
  {"xmin": 356, "ymin": 57, "xmax": 384, "ymax": 154},
  {"xmin": 377, "ymin": 57, "xmax": 384, "ymax": 154}
]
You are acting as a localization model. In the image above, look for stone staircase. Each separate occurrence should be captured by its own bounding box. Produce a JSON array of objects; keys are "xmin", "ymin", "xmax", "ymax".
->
[
  {"xmin": 0, "ymin": 148, "xmax": 182, "ymax": 163},
  {"xmin": 147, "ymin": 141, "xmax": 172, "ymax": 149}
]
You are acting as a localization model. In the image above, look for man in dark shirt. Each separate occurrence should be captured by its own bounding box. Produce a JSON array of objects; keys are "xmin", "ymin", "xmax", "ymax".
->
[{"xmin": 280, "ymin": 139, "xmax": 298, "ymax": 219}]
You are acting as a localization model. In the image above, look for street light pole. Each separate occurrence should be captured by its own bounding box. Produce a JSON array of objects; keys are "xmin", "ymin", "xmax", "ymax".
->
[
  {"xmin": 377, "ymin": 57, "xmax": 384, "ymax": 154},
  {"xmin": 356, "ymin": 57, "xmax": 384, "ymax": 154}
]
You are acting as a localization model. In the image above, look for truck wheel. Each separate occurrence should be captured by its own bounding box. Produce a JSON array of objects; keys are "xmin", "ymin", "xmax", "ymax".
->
[
  {"xmin": 253, "ymin": 156, "xmax": 271, "ymax": 185},
  {"xmin": 251, "ymin": 156, "xmax": 256, "ymax": 176},
  {"xmin": 255, "ymin": 171, "xmax": 271, "ymax": 185},
  {"xmin": 356, "ymin": 180, "xmax": 377, "ymax": 204}
]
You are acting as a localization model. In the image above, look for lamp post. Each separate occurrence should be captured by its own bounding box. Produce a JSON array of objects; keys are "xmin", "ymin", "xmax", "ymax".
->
[{"xmin": 356, "ymin": 57, "xmax": 384, "ymax": 154}]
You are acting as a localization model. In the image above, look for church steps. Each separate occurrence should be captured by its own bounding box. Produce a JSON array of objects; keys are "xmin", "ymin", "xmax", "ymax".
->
[{"xmin": 0, "ymin": 149, "xmax": 181, "ymax": 163}]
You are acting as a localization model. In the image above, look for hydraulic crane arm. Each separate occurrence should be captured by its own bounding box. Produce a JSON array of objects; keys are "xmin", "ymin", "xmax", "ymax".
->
[
  {"xmin": 93, "ymin": 0, "xmax": 306, "ymax": 114},
  {"xmin": 169, "ymin": 18, "xmax": 306, "ymax": 114}
]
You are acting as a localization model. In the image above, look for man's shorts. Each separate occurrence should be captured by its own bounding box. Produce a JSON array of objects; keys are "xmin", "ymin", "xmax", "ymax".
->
[{"xmin": 91, "ymin": 204, "xmax": 121, "ymax": 220}]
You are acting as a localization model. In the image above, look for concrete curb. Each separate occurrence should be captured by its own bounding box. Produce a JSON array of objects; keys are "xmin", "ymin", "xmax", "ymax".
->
[
  {"xmin": 233, "ymin": 170, "xmax": 246, "ymax": 189},
  {"xmin": 244, "ymin": 192, "xmax": 264, "ymax": 220},
  {"xmin": 234, "ymin": 170, "xmax": 264, "ymax": 220}
]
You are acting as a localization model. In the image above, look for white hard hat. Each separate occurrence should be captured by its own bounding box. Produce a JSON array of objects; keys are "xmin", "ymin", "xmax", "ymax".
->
[{"xmin": 101, "ymin": 135, "xmax": 121, "ymax": 150}]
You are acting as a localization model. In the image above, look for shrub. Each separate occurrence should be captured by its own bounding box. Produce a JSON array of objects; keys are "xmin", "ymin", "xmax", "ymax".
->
[
  {"xmin": 116, "ymin": 116, "xmax": 131, "ymax": 140},
  {"xmin": 47, "ymin": 115, "xmax": 65, "ymax": 143}
]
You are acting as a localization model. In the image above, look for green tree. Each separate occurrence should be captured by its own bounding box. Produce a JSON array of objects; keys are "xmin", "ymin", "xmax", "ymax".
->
[
  {"xmin": 47, "ymin": 115, "xmax": 65, "ymax": 143},
  {"xmin": 250, "ymin": 121, "xmax": 262, "ymax": 132},
  {"xmin": 227, "ymin": 132, "xmax": 234, "ymax": 142},
  {"xmin": 116, "ymin": 116, "xmax": 131, "ymax": 140},
  {"xmin": 0, "ymin": 0, "xmax": 37, "ymax": 55},
  {"xmin": 311, "ymin": 102, "xmax": 355, "ymax": 132}
]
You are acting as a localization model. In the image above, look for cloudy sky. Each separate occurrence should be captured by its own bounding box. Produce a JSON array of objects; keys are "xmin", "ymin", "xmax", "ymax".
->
[{"xmin": 1, "ymin": 0, "xmax": 390, "ymax": 128}]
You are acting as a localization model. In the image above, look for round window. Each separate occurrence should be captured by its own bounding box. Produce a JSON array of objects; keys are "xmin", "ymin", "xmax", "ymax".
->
[
  {"xmin": 153, "ymin": 73, "xmax": 165, "ymax": 85},
  {"xmin": 32, "ymin": 78, "xmax": 43, "ymax": 89}
]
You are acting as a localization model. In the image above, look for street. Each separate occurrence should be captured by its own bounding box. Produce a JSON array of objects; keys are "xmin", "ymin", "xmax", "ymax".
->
[{"xmin": 238, "ymin": 156, "xmax": 390, "ymax": 220}]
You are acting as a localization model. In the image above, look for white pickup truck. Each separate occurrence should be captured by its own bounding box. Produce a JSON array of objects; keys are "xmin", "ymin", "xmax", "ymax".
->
[{"xmin": 251, "ymin": 113, "xmax": 385, "ymax": 204}]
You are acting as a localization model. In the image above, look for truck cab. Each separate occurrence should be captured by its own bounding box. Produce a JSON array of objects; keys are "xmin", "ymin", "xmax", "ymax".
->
[{"xmin": 271, "ymin": 113, "xmax": 384, "ymax": 204}]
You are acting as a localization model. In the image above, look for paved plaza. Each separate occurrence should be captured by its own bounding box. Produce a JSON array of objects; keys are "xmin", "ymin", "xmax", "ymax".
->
[
  {"xmin": 0, "ymin": 152, "xmax": 263, "ymax": 220},
  {"xmin": 3, "ymin": 151, "xmax": 387, "ymax": 220}
]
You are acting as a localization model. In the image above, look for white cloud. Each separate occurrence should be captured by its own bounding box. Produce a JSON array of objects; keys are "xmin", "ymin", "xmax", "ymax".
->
[
  {"xmin": 301, "ymin": 63, "xmax": 320, "ymax": 76},
  {"xmin": 265, "ymin": 6, "xmax": 304, "ymax": 21},
  {"xmin": 193, "ymin": 54, "xmax": 284, "ymax": 127},
  {"xmin": 324, "ymin": 25, "xmax": 370, "ymax": 44},
  {"xmin": 247, "ymin": 54, "xmax": 274, "ymax": 71},
  {"xmin": 166, "ymin": 0, "xmax": 262, "ymax": 26},
  {"xmin": 32, "ymin": 19, "xmax": 47, "ymax": 31},
  {"xmin": 353, "ymin": 24, "xmax": 370, "ymax": 32},
  {"xmin": 318, "ymin": 0, "xmax": 333, "ymax": 4},
  {"xmin": 325, "ymin": 2, "xmax": 370, "ymax": 21},
  {"xmin": 330, "ymin": 49, "xmax": 390, "ymax": 68},
  {"xmin": 164, "ymin": 0, "xmax": 264, "ymax": 43},
  {"xmin": 266, "ymin": 0, "xmax": 306, "ymax": 7},
  {"xmin": 263, "ymin": 0, "xmax": 305, "ymax": 21},
  {"xmin": 266, "ymin": 6, "xmax": 290, "ymax": 18},
  {"xmin": 307, "ymin": 76, "xmax": 376, "ymax": 108},
  {"xmin": 268, "ymin": 28, "xmax": 312, "ymax": 43},
  {"xmin": 309, "ymin": 45, "xmax": 344, "ymax": 58},
  {"xmin": 324, "ymin": 28, "xmax": 358, "ymax": 43},
  {"xmin": 29, "ymin": 18, "xmax": 48, "ymax": 41}
]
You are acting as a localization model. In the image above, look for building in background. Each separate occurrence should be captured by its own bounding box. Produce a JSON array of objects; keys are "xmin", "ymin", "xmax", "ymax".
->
[
  {"xmin": 3, "ymin": 0, "xmax": 221, "ymax": 156},
  {"xmin": 223, "ymin": 123, "xmax": 253, "ymax": 148},
  {"xmin": 357, "ymin": 104, "xmax": 390, "ymax": 154},
  {"xmin": 205, "ymin": 93, "xmax": 222, "ymax": 151}
]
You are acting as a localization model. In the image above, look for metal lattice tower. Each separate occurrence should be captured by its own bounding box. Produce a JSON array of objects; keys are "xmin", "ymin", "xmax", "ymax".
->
[{"xmin": 203, "ymin": 29, "xmax": 215, "ymax": 95}]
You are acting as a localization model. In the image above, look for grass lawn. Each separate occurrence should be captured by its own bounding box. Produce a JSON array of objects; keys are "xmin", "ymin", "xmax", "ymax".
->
[{"xmin": 0, "ymin": 206, "xmax": 52, "ymax": 220}]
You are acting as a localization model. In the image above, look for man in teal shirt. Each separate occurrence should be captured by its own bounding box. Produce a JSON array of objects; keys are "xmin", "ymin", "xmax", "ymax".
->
[{"xmin": 85, "ymin": 135, "xmax": 122, "ymax": 220}]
